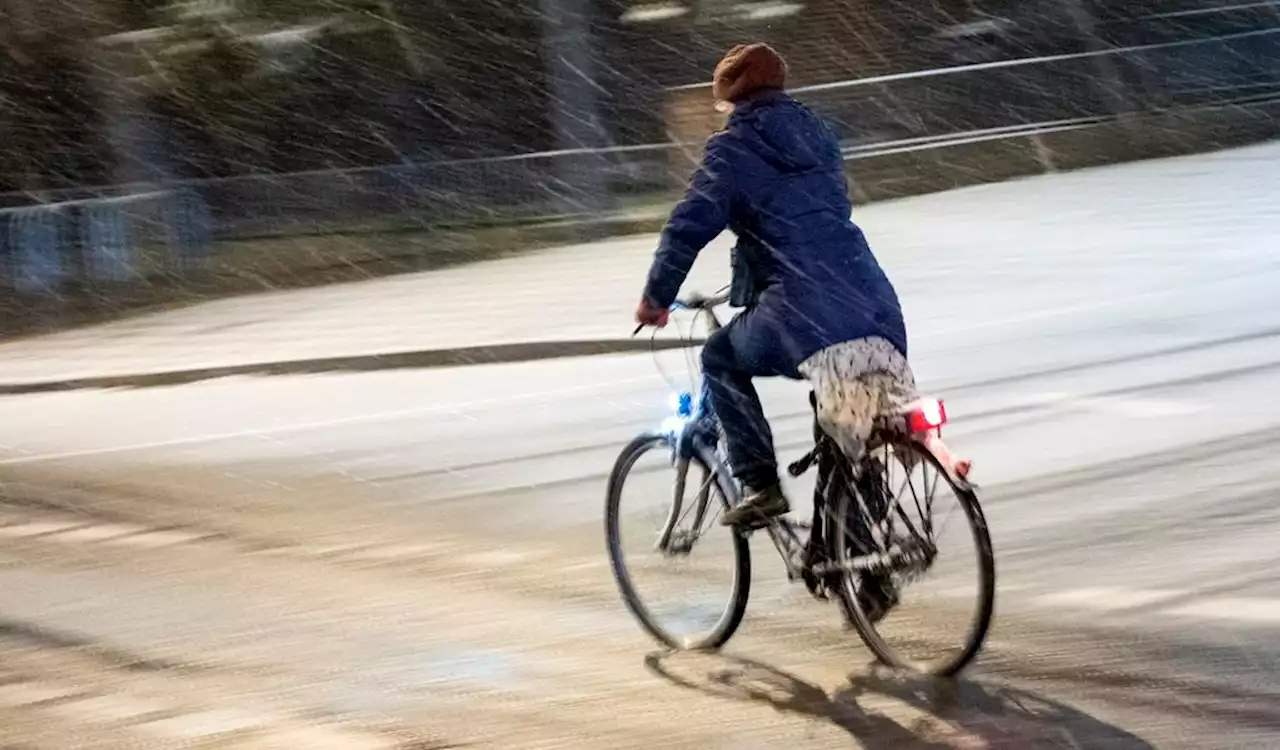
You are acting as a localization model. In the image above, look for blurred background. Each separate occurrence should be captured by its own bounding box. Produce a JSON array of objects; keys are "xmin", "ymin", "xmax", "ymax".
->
[
  {"xmin": 0, "ymin": 3, "xmax": 1279, "ymax": 749},
  {"xmin": 2, "ymin": 0, "xmax": 1279, "ymax": 329}
]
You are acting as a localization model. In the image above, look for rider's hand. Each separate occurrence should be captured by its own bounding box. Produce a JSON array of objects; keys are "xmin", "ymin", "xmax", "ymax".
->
[{"xmin": 635, "ymin": 299, "xmax": 670, "ymax": 328}]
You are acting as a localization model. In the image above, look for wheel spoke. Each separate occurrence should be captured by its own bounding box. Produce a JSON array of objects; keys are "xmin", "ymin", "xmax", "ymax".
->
[
  {"xmin": 827, "ymin": 438, "xmax": 995, "ymax": 677},
  {"xmin": 924, "ymin": 463, "xmax": 940, "ymax": 537},
  {"xmin": 607, "ymin": 436, "xmax": 750, "ymax": 651},
  {"xmin": 895, "ymin": 462, "xmax": 931, "ymax": 548},
  {"xmin": 675, "ymin": 468, "xmax": 719, "ymax": 538},
  {"xmin": 891, "ymin": 499, "xmax": 929, "ymax": 550}
]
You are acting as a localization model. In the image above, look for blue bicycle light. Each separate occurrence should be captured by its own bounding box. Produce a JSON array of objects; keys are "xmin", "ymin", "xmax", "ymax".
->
[{"xmin": 670, "ymin": 391, "xmax": 694, "ymax": 418}]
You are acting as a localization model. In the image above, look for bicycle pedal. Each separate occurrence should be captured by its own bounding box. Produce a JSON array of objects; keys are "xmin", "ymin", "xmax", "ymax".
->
[{"xmin": 801, "ymin": 574, "xmax": 831, "ymax": 601}]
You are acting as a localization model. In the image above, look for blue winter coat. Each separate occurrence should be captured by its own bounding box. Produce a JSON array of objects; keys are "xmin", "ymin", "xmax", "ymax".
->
[{"xmin": 642, "ymin": 91, "xmax": 908, "ymax": 370}]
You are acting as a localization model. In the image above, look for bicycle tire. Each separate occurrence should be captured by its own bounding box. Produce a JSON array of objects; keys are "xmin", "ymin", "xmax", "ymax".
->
[
  {"xmin": 827, "ymin": 439, "xmax": 995, "ymax": 676},
  {"xmin": 605, "ymin": 433, "xmax": 751, "ymax": 651}
]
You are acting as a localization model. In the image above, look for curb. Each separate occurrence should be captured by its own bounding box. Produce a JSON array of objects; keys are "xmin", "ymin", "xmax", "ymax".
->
[
  {"xmin": 0, "ymin": 336, "xmax": 705, "ymax": 395},
  {"xmin": 0, "ymin": 211, "xmax": 673, "ymax": 345}
]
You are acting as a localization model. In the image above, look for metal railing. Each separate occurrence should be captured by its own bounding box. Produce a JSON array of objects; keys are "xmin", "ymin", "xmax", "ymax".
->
[
  {"xmin": 0, "ymin": 190, "xmax": 211, "ymax": 295},
  {"xmin": 1, "ymin": 17, "xmax": 1277, "ymax": 299},
  {"xmin": 786, "ymin": 24, "xmax": 1280, "ymax": 144}
]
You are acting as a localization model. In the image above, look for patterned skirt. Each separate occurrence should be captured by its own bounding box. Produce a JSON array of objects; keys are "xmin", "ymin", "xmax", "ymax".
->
[{"xmin": 797, "ymin": 336, "xmax": 918, "ymax": 461}]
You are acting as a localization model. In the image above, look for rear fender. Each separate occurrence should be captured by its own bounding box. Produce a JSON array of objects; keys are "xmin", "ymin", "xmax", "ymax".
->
[{"xmin": 915, "ymin": 432, "xmax": 976, "ymax": 491}]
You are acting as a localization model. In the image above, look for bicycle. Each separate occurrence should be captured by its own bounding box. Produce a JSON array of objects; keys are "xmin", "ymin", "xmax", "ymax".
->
[{"xmin": 606, "ymin": 291, "xmax": 995, "ymax": 676}]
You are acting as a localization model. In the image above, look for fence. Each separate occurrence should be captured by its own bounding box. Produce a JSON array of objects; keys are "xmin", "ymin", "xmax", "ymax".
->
[
  {"xmin": 1, "ymin": 14, "xmax": 1278, "ymax": 308},
  {"xmin": 668, "ymin": 21, "xmax": 1280, "ymax": 145},
  {"xmin": 0, "ymin": 190, "xmax": 213, "ymax": 297}
]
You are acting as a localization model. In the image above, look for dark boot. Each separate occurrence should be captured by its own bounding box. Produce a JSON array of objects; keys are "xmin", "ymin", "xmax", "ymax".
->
[
  {"xmin": 857, "ymin": 573, "xmax": 900, "ymax": 624},
  {"xmin": 801, "ymin": 540, "xmax": 833, "ymax": 601},
  {"xmin": 722, "ymin": 484, "xmax": 790, "ymax": 529}
]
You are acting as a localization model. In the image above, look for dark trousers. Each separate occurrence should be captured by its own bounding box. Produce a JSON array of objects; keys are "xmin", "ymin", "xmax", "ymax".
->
[{"xmin": 699, "ymin": 308, "xmax": 801, "ymax": 489}]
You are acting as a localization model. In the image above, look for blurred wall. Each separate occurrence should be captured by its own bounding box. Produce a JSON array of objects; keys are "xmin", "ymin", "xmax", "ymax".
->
[{"xmin": 0, "ymin": 0, "xmax": 1278, "ymax": 333}]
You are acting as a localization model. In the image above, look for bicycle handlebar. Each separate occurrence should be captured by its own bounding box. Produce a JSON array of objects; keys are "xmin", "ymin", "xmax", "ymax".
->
[
  {"xmin": 632, "ymin": 290, "xmax": 731, "ymax": 336},
  {"xmin": 672, "ymin": 291, "xmax": 731, "ymax": 311}
]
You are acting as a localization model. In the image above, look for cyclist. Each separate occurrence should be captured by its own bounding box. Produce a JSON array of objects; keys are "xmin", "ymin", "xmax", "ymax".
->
[{"xmin": 634, "ymin": 43, "xmax": 915, "ymax": 529}]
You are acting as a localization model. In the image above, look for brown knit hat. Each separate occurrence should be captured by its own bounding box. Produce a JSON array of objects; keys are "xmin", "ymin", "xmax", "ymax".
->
[{"xmin": 712, "ymin": 43, "xmax": 788, "ymax": 103}]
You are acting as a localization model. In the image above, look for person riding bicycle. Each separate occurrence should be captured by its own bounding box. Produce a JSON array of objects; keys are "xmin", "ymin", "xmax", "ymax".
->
[{"xmin": 634, "ymin": 43, "xmax": 916, "ymax": 529}]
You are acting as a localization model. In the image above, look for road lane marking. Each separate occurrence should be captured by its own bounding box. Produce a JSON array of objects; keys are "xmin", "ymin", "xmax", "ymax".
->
[
  {"xmin": 1031, "ymin": 586, "xmax": 1280, "ymax": 625},
  {"xmin": 137, "ymin": 707, "xmax": 279, "ymax": 739},
  {"xmin": 0, "ymin": 521, "xmax": 91, "ymax": 538},
  {"xmin": 1019, "ymin": 392, "xmax": 1203, "ymax": 418},
  {"xmin": 0, "ymin": 512, "xmax": 563, "ymax": 578},
  {"xmin": 52, "ymin": 523, "xmax": 148, "ymax": 543},
  {"xmin": 108, "ymin": 530, "xmax": 216, "ymax": 548},
  {"xmin": 345, "ymin": 544, "xmax": 441, "ymax": 562},
  {"xmin": 464, "ymin": 549, "xmax": 541, "ymax": 566},
  {"xmin": 1163, "ymin": 597, "xmax": 1280, "ymax": 625},
  {"xmin": 1066, "ymin": 394, "xmax": 1203, "ymax": 418},
  {"xmin": 37, "ymin": 506, "xmax": 1277, "ymax": 633},
  {"xmin": 7, "ymin": 509, "xmax": 1279, "ymax": 632},
  {"xmin": 17, "ymin": 509, "xmax": 1280, "ymax": 631},
  {"xmin": 0, "ymin": 682, "xmax": 83, "ymax": 708},
  {"xmin": 0, "ymin": 675, "xmax": 407, "ymax": 748},
  {"xmin": 239, "ymin": 726, "xmax": 400, "ymax": 750},
  {"xmin": 1033, "ymin": 587, "xmax": 1184, "ymax": 611},
  {"xmin": 0, "ymin": 373, "xmax": 661, "ymax": 466},
  {"xmin": 48, "ymin": 693, "xmax": 171, "ymax": 724}
]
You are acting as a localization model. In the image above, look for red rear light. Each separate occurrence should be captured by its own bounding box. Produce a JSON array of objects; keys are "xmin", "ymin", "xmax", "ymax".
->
[{"xmin": 907, "ymin": 399, "xmax": 947, "ymax": 433}]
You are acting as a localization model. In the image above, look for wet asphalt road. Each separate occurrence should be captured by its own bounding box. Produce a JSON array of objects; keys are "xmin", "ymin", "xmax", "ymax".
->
[{"xmin": 0, "ymin": 150, "xmax": 1278, "ymax": 747}]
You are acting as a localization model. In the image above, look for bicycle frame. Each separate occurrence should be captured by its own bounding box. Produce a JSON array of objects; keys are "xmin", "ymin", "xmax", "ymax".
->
[
  {"xmin": 652, "ymin": 294, "xmax": 813, "ymax": 581},
  {"xmin": 651, "ymin": 293, "xmax": 959, "ymax": 583}
]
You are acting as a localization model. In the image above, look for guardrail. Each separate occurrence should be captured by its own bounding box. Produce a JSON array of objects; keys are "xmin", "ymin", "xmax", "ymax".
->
[
  {"xmin": 3, "ymin": 89, "xmax": 1279, "ymax": 301},
  {"xmin": 759, "ymin": 24, "xmax": 1280, "ymax": 146},
  {"xmin": 0, "ymin": 190, "xmax": 211, "ymax": 295},
  {"xmin": 6, "ymin": 18, "xmax": 1276, "ymax": 239},
  {"xmin": 1, "ymin": 15, "xmax": 1277, "ymax": 305}
]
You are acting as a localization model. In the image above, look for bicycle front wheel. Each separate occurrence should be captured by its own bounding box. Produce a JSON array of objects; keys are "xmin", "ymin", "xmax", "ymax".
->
[
  {"xmin": 827, "ymin": 438, "xmax": 995, "ymax": 676},
  {"xmin": 605, "ymin": 433, "xmax": 750, "ymax": 651}
]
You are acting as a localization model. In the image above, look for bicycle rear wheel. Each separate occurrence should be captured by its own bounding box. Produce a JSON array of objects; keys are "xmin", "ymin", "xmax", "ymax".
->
[
  {"xmin": 826, "ymin": 438, "xmax": 995, "ymax": 676},
  {"xmin": 605, "ymin": 433, "xmax": 751, "ymax": 651}
]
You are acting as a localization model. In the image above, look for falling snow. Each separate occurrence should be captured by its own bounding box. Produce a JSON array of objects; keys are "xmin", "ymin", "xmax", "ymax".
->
[
  {"xmin": 0, "ymin": 0, "xmax": 1275, "ymax": 322},
  {"xmin": 0, "ymin": 2, "xmax": 1277, "ymax": 748}
]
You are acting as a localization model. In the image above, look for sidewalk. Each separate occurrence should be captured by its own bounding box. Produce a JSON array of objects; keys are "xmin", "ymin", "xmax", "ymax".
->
[
  {"xmin": 0, "ymin": 140, "xmax": 1275, "ymax": 393},
  {"xmin": 0, "ymin": 233, "xmax": 704, "ymax": 391}
]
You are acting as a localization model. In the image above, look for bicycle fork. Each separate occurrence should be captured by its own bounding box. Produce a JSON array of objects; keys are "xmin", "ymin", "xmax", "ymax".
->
[{"xmin": 656, "ymin": 457, "xmax": 716, "ymax": 554}]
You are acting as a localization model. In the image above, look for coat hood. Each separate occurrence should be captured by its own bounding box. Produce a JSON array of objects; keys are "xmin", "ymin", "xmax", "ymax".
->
[{"xmin": 730, "ymin": 92, "xmax": 841, "ymax": 173}]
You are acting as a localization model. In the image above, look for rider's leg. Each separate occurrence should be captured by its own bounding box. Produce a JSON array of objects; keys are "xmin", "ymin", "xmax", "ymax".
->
[
  {"xmin": 699, "ymin": 312, "xmax": 798, "ymax": 527},
  {"xmin": 798, "ymin": 338, "xmax": 918, "ymax": 618}
]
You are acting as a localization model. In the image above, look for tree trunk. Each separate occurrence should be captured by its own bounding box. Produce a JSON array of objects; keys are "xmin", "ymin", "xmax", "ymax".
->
[{"xmin": 538, "ymin": 0, "xmax": 611, "ymax": 218}]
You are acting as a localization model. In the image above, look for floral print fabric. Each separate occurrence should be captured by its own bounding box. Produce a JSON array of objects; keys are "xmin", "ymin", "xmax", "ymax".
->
[{"xmin": 797, "ymin": 336, "xmax": 918, "ymax": 460}]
